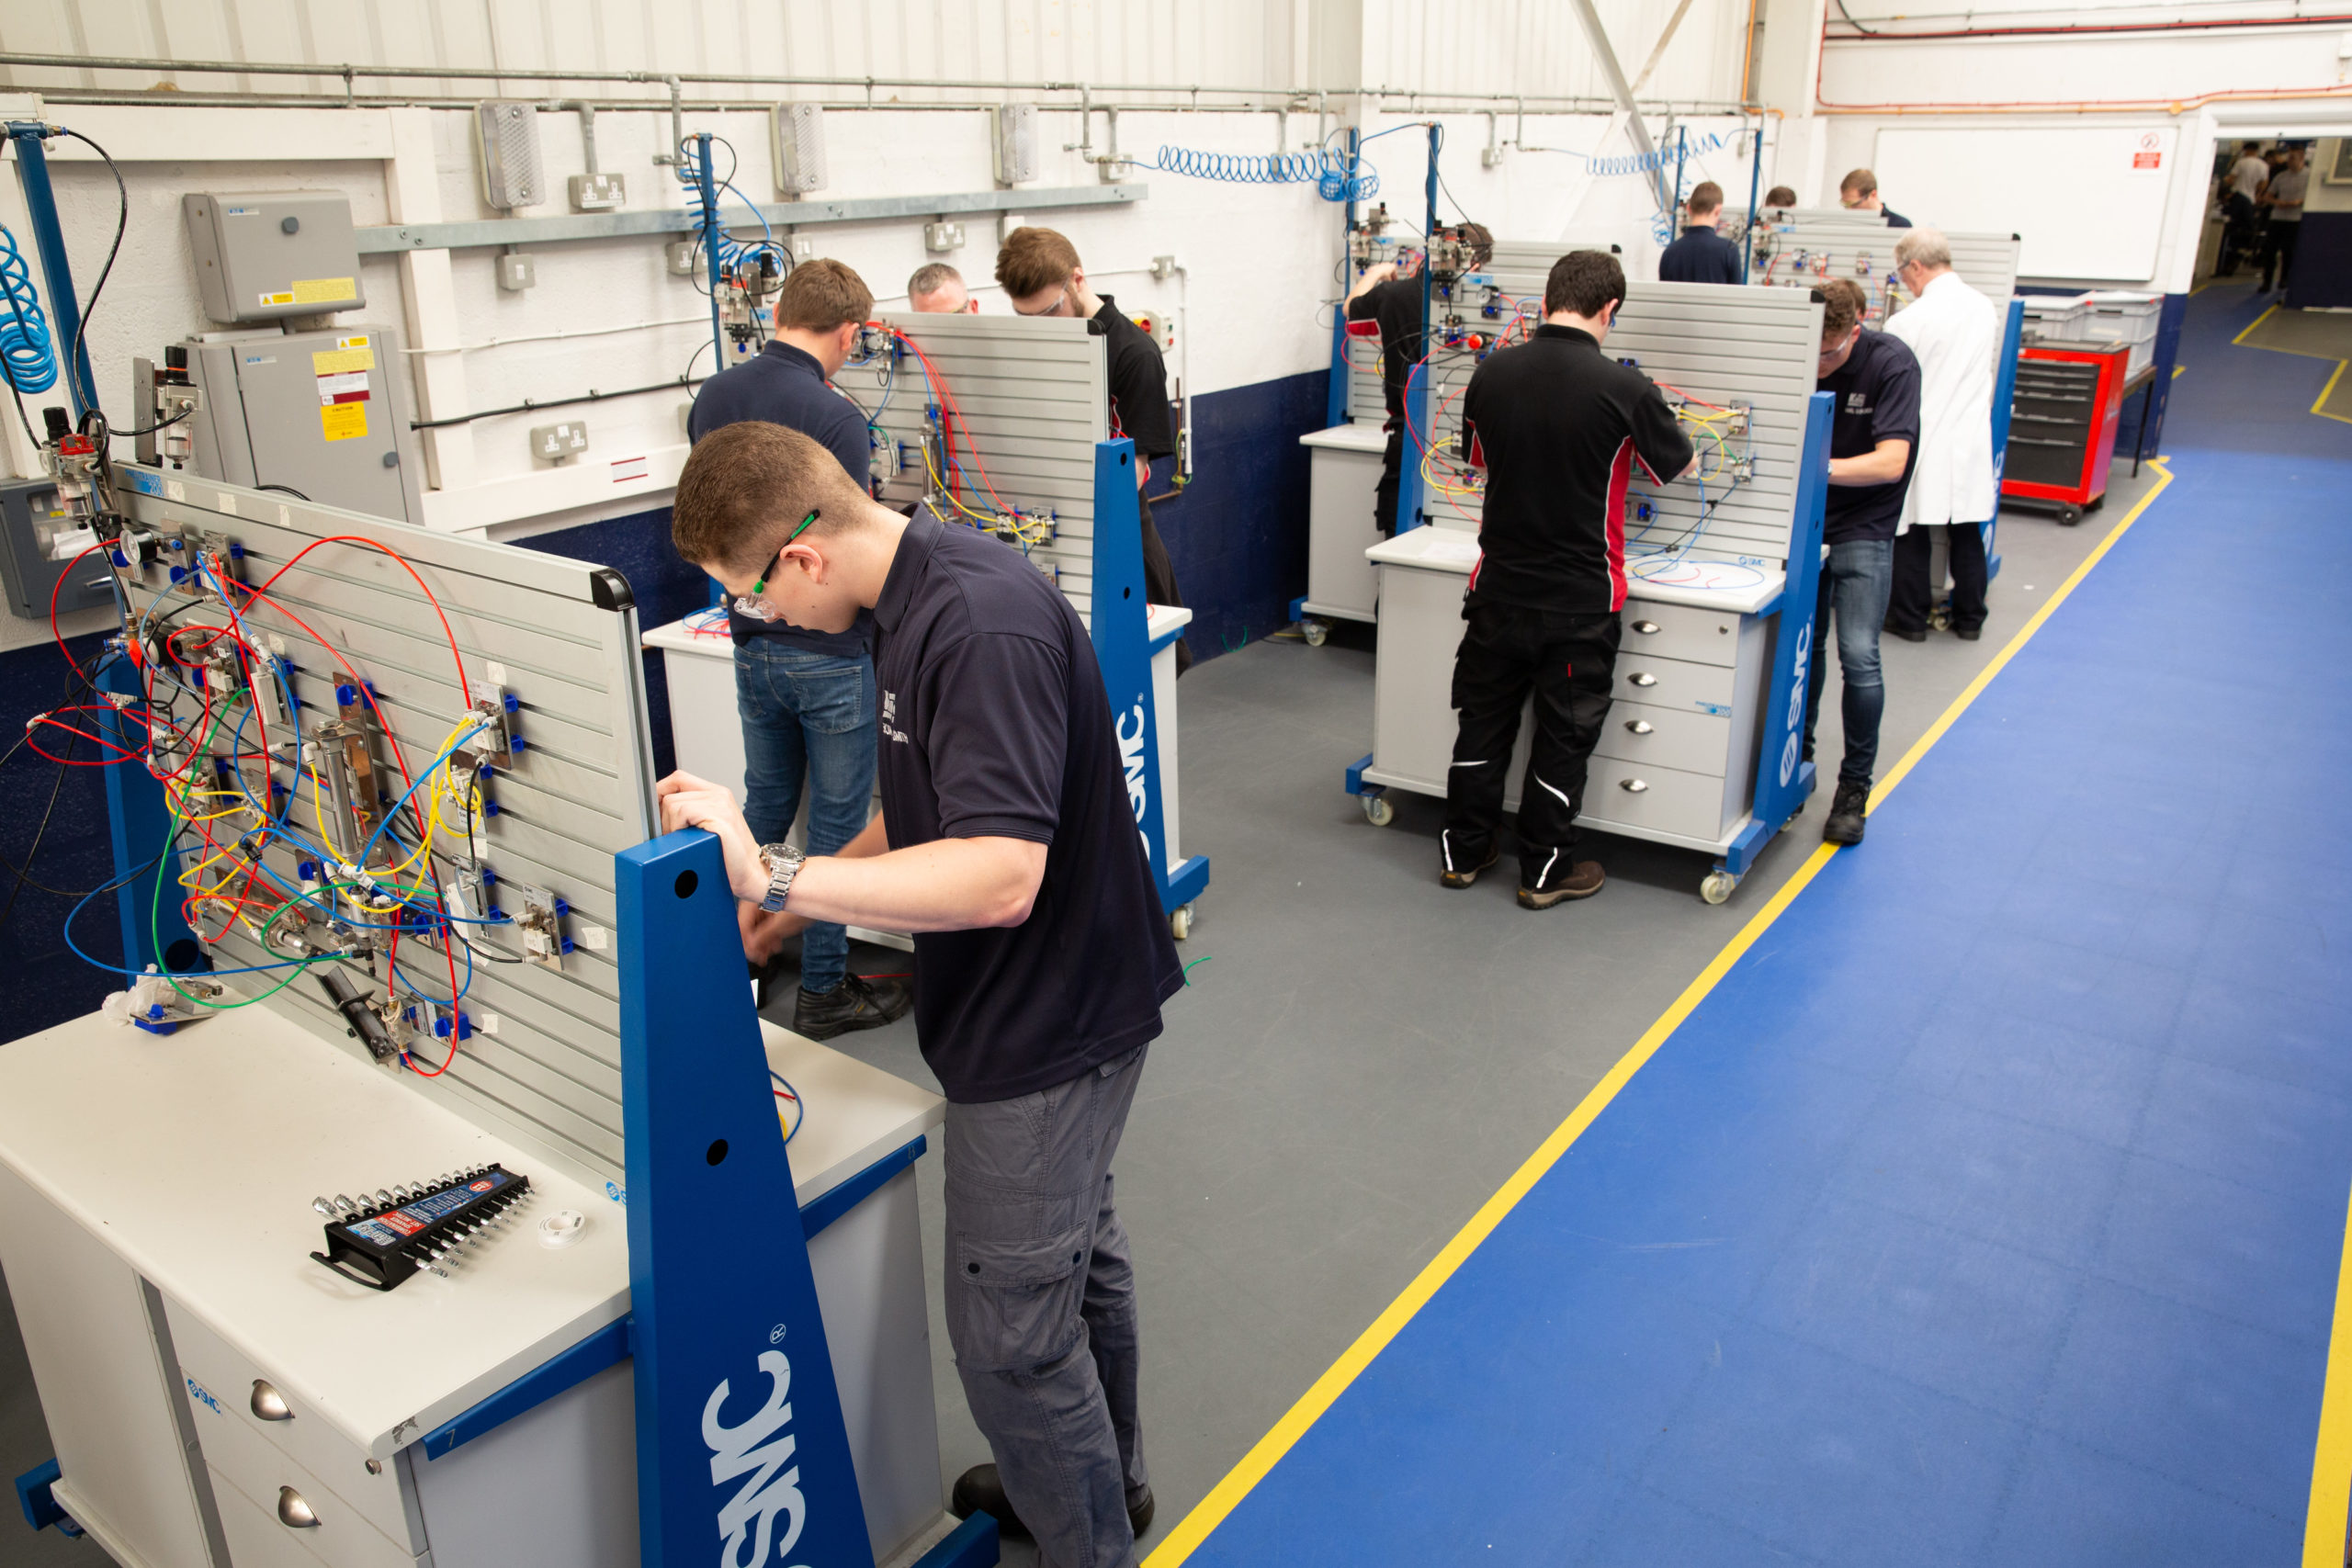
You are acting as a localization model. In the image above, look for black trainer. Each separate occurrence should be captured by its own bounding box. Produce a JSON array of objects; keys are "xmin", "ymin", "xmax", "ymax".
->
[
  {"xmin": 792, "ymin": 972, "xmax": 911, "ymax": 1040},
  {"xmin": 1823, "ymin": 782, "xmax": 1871, "ymax": 845},
  {"xmin": 948, "ymin": 1464, "xmax": 1155, "ymax": 1541}
]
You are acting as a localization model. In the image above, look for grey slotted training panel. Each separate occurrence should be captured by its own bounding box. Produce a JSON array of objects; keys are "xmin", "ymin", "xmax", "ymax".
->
[
  {"xmin": 856, "ymin": 311, "xmax": 1109, "ymax": 623},
  {"xmin": 115, "ymin": 471, "xmax": 655, "ymax": 1189},
  {"xmin": 1417, "ymin": 240, "xmax": 1823, "ymax": 570},
  {"xmin": 1755, "ymin": 222, "xmax": 2020, "ymax": 323}
]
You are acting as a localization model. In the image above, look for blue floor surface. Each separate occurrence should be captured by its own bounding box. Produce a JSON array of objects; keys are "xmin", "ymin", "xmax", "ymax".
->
[{"xmin": 1175, "ymin": 284, "xmax": 2352, "ymax": 1565}]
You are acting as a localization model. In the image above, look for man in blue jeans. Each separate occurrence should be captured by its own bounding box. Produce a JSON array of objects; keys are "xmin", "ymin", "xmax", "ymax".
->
[
  {"xmin": 687, "ymin": 257, "xmax": 910, "ymax": 1039},
  {"xmin": 1803, "ymin": 277, "xmax": 1919, "ymax": 847}
]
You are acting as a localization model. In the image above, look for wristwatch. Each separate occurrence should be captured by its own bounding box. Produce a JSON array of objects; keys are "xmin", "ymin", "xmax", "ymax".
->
[{"xmin": 757, "ymin": 842, "xmax": 805, "ymax": 913}]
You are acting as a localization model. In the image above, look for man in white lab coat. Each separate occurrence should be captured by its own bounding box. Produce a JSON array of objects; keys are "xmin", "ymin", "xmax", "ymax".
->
[{"xmin": 1883, "ymin": 229, "xmax": 1999, "ymax": 642}]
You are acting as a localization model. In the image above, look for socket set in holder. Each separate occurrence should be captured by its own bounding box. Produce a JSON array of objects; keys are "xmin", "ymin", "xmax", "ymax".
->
[{"xmin": 309, "ymin": 1164, "xmax": 531, "ymax": 1291}]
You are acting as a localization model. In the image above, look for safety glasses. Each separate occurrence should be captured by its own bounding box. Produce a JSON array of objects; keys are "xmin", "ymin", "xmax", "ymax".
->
[{"xmin": 730, "ymin": 511, "xmax": 820, "ymax": 620}]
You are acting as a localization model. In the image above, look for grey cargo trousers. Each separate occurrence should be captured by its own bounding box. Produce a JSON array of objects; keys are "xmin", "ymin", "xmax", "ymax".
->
[{"xmin": 944, "ymin": 1045, "xmax": 1148, "ymax": 1568}]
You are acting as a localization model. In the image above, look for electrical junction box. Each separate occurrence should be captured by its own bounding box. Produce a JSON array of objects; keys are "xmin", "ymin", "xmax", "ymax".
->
[
  {"xmin": 531, "ymin": 421, "xmax": 590, "ymax": 464},
  {"xmin": 773, "ymin": 103, "xmax": 827, "ymax": 194},
  {"xmin": 497, "ymin": 253, "xmax": 537, "ymax": 291},
  {"xmin": 180, "ymin": 324, "xmax": 426, "ymax": 525},
  {"xmin": 666, "ymin": 240, "xmax": 701, "ymax": 276},
  {"xmin": 475, "ymin": 100, "xmax": 547, "ymax": 209},
  {"xmin": 991, "ymin": 103, "xmax": 1039, "ymax": 185},
  {"xmin": 1130, "ymin": 310, "xmax": 1173, "ymax": 351},
  {"xmin": 182, "ymin": 192, "xmax": 364, "ymax": 325},
  {"xmin": 0, "ymin": 477, "xmax": 113, "ymax": 620}
]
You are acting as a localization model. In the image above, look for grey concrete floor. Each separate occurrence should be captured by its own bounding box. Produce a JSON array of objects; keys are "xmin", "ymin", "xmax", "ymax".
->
[{"xmin": 0, "ymin": 468, "xmax": 2160, "ymax": 1566}]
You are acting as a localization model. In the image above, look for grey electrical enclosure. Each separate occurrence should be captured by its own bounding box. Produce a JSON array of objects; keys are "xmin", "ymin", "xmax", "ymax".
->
[
  {"xmin": 182, "ymin": 193, "xmax": 365, "ymax": 325},
  {"xmin": 475, "ymin": 100, "xmax": 547, "ymax": 209},
  {"xmin": 181, "ymin": 324, "xmax": 426, "ymax": 525},
  {"xmin": 0, "ymin": 477, "xmax": 113, "ymax": 619},
  {"xmin": 992, "ymin": 103, "xmax": 1039, "ymax": 185},
  {"xmin": 773, "ymin": 103, "xmax": 827, "ymax": 194}
]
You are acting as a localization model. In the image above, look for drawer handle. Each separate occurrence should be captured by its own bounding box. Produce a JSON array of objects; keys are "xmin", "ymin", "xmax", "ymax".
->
[
  {"xmin": 250, "ymin": 1380, "xmax": 292, "ymax": 1422},
  {"xmin": 1632, "ymin": 620, "xmax": 1660, "ymax": 635},
  {"xmin": 1629, "ymin": 672, "xmax": 1657, "ymax": 687},
  {"xmin": 1625, "ymin": 720, "xmax": 1654, "ymax": 735},
  {"xmin": 1620, "ymin": 778, "xmax": 1650, "ymax": 794},
  {"xmin": 277, "ymin": 1486, "xmax": 320, "ymax": 1529}
]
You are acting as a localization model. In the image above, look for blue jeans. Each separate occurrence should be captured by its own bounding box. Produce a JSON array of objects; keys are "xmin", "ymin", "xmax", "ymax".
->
[
  {"xmin": 1802, "ymin": 538, "xmax": 1894, "ymax": 790},
  {"xmin": 733, "ymin": 638, "xmax": 876, "ymax": 995}
]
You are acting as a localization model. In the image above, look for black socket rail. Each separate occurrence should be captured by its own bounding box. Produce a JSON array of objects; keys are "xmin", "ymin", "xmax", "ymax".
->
[{"xmin": 309, "ymin": 1165, "xmax": 531, "ymax": 1292}]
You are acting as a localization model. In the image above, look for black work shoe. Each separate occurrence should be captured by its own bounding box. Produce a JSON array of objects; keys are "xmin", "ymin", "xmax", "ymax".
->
[
  {"xmin": 948, "ymin": 1465, "xmax": 1155, "ymax": 1541},
  {"xmin": 1954, "ymin": 624, "xmax": 1983, "ymax": 642},
  {"xmin": 1883, "ymin": 622, "xmax": 1928, "ymax": 643},
  {"xmin": 1440, "ymin": 843, "xmax": 1500, "ymax": 889},
  {"xmin": 1519, "ymin": 859, "xmax": 1605, "ymax": 908},
  {"xmin": 792, "ymin": 972, "xmax": 911, "ymax": 1041},
  {"xmin": 1824, "ymin": 783, "xmax": 1871, "ymax": 845}
]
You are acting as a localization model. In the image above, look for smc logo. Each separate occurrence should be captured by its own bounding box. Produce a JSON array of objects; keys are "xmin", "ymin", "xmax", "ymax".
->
[
  {"xmin": 1777, "ymin": 620, "xmax": 1814, "ymax": 789},
  {"xmin": 705, "ymin": 1349, "xmax": 813, "ymax": 1567},
  {"xmin": 1116, "ymin": 699, "xmax": 1153, "ymax": 863}
]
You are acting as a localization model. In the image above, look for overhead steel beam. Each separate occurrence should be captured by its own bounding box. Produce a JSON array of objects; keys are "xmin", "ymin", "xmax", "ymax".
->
[
  {"xmin": 1566, "ymin": 0, "xmax": 1674, "ymax": 212},
  {"xmin": 357, "ymin": 182, "xmax": 1148, "ymax": 254}
]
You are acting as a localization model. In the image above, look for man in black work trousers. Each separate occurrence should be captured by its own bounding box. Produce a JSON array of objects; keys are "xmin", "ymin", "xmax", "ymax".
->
[
  {"xmin": 1345, "ymin": 224, "xmax": 1494, "ymax": 536},
  {"xmin": 1443, "ymin": 250, "xmax": 1695, "ymax": 908},
  {"xmin": 996, "ymin": 226, "xmax": 1193, "ymax": 673},
  {"xmin": 1657, "ymin": 182, "xmax": 1744, "ymax": 286},
  {"xmin": 662, "ymin": 422, "xmax": 1182, "ymax": 1568}
]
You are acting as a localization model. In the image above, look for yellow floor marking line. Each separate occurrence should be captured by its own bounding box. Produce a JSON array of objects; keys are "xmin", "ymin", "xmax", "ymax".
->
[
  {"xmin": 2307, "ymin": 1180, "xmax": 2352, "ymax": 1565},
  {"xmin": 1145, "ymin": 462, "xmax": 2180, "ymax": 1568},
  {"xmin": 2313, "ymin": 359, "xmax": 2349, "ymax": 426},
  {"xmin": 2234, "ymin": 304, "xmax": 2280, "ymax": 344},
  {"xmin": 2229, "ymin": 304, "xmax": 2352, "ymax": 424}
]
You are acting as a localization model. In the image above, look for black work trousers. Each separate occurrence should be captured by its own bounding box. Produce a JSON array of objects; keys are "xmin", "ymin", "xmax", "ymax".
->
[
  {"xmin": 1442, "ymin": 600, "xmax": 1621, "ymax": 885},
  {"xmin": 2260, "ymin": 220, "xmax": 2301, "ymax": 295},
  {"xmin": 1375, "ymin": 420, "xmax": 1405, "ymax": 537},
  {"xmin": 1889, "ymin": 522, "xmax": 1988, "ymax": 636},
  {"xmin": 1137, "ymin": 492, "xmax": 1190, "ymax": 675}
]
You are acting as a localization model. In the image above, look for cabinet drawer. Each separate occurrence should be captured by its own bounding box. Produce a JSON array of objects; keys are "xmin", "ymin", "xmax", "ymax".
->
[
  {"xmin": 193, "ymin": 1381, "xmax": 421, "ymax": 1565},
  {"xmin": 1580, "ymin": 754, "xmax": 1729, "ymax": 842},
  {"xmin": 209, "ymin": 1461, "xmax": 424, "ymax": 1568},
  {"xmin": 1591, "ymin": 701, "xmax": 1732, "ymax": 779},
  {"xmin": 1620, "ymin": 599, "xmax": 1740, "ymax": 668},
  {"xmin": 1613, "ymin": 651, "xmax": 1736, "ymax": 716},
  {"xmin": 166, "ymin": 1302, "xmax": 423, "ymax": 1551}
]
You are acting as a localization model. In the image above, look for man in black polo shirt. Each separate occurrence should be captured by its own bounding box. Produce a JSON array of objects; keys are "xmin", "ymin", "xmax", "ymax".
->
[
  {"xmin": 686, "ymin": 258, "xmax": 910, "ymax": 1041},
  {"xmin": 1839, "ymin": 167, "xmax": 1914, "ymax": 229},
  {"xmin": 1657, "ymin": 182, "xmax": 1744, "ymax": 286},
  {"xmin": 1345, "ymin": 224, "xmax": 1493, "ymax": 536},
  {"xmin": 1803, "ymin": 277, "xmax": 1920, "ymax": 846},
  {"xmin": 659, "ymin": 422, "xmax": 1182, "ymax": 1568},
  {"xmin": 996, "ymin": 226, "xmax": 1192, "ymax": 674},
  {"xmin": 1447, "ymin": 250, "xmax": 1696, "ymax": 908}
]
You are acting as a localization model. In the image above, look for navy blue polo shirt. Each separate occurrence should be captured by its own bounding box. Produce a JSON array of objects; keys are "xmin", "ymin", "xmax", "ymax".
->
[
  {"xmin": 1658, "ymin": 226, "xmax": 1744, "ymax": 286},
  {"xmin": 687, "ymin": 340, "xmax": 874, "ymax": 657},
  {"xmin": 870, "ymin": 512, "xmax": 1182, "ymax": 1102},
  {"xmin": 1817, "ymin": 328, "xmax": 1921, "ymax": 545}
]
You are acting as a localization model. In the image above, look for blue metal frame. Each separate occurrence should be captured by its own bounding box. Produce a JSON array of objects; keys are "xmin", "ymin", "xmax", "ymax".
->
[
  {"xmin": 1720, "ymin": 389, "xmax": 1834, "ymax": 878},
  {"xmin": 797, "ymin": 1135, "xmax": 925, "ymax": 1239},
  {"xmin": 1091, "ymin": 439, "xmax": 1208, "ymax": 917},
  {"xmin": 423, "ymin": 1316, "xmax": 632, "ymax": 1460},
  {"xmin": 15, "ymin": 1459, "xmax": 81, "ymax": 1537},
  {"xmin": 694, "ymin": 131, "xmax": 728, "ymax": 375},
  {"xmin": 97, "ymin": 653, "xmax": 203, "ymax": 976},
  {"xmin": 618, "ymin": 829, "xmax": 874, "ymax": 1568},
  {"xmin": 1325, "ymin": 127, "xmax": 1361, "ymax": 432},
  {"xmin": 1984, "ymin": 297, "xmax": 2026, "ymax": 584},
  {"xmin": 5, "ymin": 122, "xmax": 97, "ymax": 418},
  {"xmin": 1393, "ymin": 124, "xmax": 1441, "ymax": 537}
]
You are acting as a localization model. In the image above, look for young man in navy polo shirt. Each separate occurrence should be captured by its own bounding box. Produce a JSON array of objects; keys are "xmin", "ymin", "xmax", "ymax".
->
[
  {"xmin": 1657, "ymin": 182, "xmax": 1744, "ymax": 286},
  {"xmin": 687, "ymin": 258, "xmax": 910, "ymax": 1040},
  {"xmin": 1446, "ymin": 250, "xmax": 1696, "ymax": 908},
  {"xmin": 660, "ymin": 422, "xmax": 1182, "ymax": 1568},
  {"xmin": 1803, "ymin": 277, "xmax": 1920, "ymax": 846}
]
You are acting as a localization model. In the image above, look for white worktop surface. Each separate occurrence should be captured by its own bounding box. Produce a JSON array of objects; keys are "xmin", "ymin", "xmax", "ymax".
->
[
  {"xmin": 1365, "ymin": 525, "xmax": 1787, "ymax": 615},
  {"xmin": 0, "ymin": 1003, "xmax": 941, "ymax": 1458},
  {"xmin": 1301, "ymin": 422, "xmax": 1391, "ymax": 454},
  {"xmin": 646, "ymin": 604, "xmax": 1197, "ymax": 656}
]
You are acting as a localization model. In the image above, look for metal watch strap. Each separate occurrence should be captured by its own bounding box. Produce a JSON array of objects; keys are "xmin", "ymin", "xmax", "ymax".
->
[{"xmin": 758, "ymin": 843, "xmax": 804, "ymax": 913}]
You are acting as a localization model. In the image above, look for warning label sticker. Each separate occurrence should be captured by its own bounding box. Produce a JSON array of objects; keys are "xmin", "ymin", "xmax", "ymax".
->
[
  {"xmin": 2132, "ymin": 152, "xmax": 2162, "ymax": 170},
  {"xmin": 321, "ymin": 402, "xmax": 368, "ymax": 442},
  {"xmin": 291, "ymin": 276, "xmax": 358, "ymax": 305},
  {"xmin": 259, "ymin": 290, "xmax": 296, "ymax": 309},
  {"xmin": 311, "ymin": 343, "xmax": 376, "ymax": 376},
  {"xmin": 315, "ymin": 371, "xmax": 370, "ymax": 402}
]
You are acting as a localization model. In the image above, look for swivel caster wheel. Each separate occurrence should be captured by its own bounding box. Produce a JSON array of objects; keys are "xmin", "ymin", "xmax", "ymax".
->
[
  {"xmin": 1701, "ymin": 871, "xmax": 1738, "ymax": 905},
  {"xmin": 2057, "ymin": 504, "xmax": 2083, "ymax": 526},
  {"xmin": 1302, "ymin": 619, "xmax": 1330, "ymax": 647},
  {"xmin": 1170, "ymin": 904, "xmax": 1194, "ymax": 941},
  {"xmin": 1362, "ymin": 793, "xmax": 1395, "ymax": 827}
]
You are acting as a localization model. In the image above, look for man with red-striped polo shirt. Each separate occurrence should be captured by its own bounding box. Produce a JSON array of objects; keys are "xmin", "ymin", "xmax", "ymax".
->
[{"xmin": 1444, "ymin": 250, "xmax": 1695, "ymax": 908}]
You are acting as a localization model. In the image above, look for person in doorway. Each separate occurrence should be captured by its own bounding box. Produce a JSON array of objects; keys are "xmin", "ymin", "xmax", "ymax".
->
[
  {"xmin": 2218, "ymin": 176, "xmax": 2259, "ymax": 278},
  {"xmin": 1442, "ymin": 250, "xmax": 1696, "ymax": 908},
  {"xmin": 661, "ymin": 421, "xmax": 1182, "ymax": 1568},
  {"xmin": 2258, "ymin": 144, "xmax": 2308, "ymax": 297},
  {"xmin": 909, "ymin": 261, "xmax": 979, "ymax": 313},
  {"xmin": 1658, "ymin": 181, "xmax": 1744, "ymax": 285},
  {"xmin": 686, "ymin": 258, "xmax": 911, "ymax": 1040},
  {"xmin": 995, "ymin": 226, "xmax": 1192, "ymax": 672},
  {"xmin": 1346, "ymin": 225, "xmax": 1496, "ymax": 536},
  {"xmin": 1883, "ymin": 229, "xmax": 1998, "ymax": 643},
  {"xmin": 1764, "ymin": 184, "xmax": 1799, "ymax": 211},
  {"xmin": 2229, "ymin": 142, "xmax": 2272, "ymax": 208},
  {"xmin": 1804, "ymin": 277, "xmax": 1919, "ymax": 847},
  {"xmin": 1839, "ymin": 168, "xmax": 1913, "ymax": 229}
]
